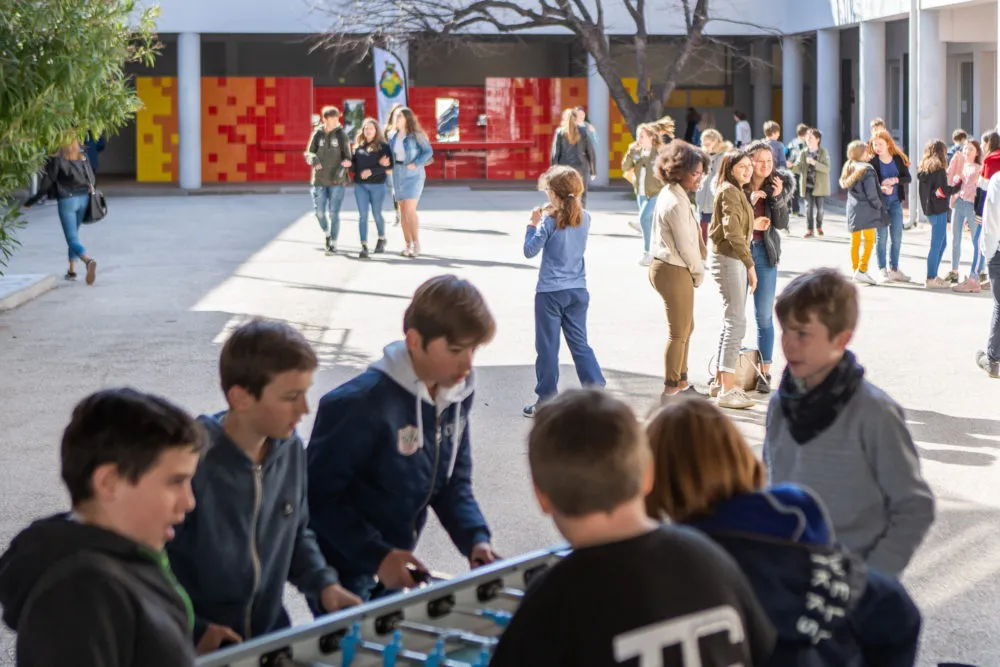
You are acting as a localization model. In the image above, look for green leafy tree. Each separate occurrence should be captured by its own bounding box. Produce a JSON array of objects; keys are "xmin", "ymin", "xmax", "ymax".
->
[{"xmin": 0, "ymin": 0, "xmax": 159, "ymax": 274}]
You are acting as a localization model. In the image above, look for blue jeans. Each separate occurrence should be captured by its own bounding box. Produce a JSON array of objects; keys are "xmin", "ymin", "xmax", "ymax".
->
[
  {"xmin": 57, "ymin": 194, "xmax": 89, "ymax": 261},
  {"xmin": 876, "ymin": 199, "xmax": 904, "ymax": 271},
  {"xmin": 750, "ymin": 241, "xmax": 777, "ymax": 364},
  {"xmin": 926, "ymin": 212, "xmax": 948, "ymax": 280},
  {"xmin": 534, "ymin": 289, "xmax": 605, "ymax": 400},
  {"xmin": 989, "ymin": 251, "xmax": 1000, "ymax": 362},
  {"xmin": 952, "ymin": 198, "xmax": 979, "ymax": 272},
  {"xmin": 972, "ymin": 224, "xmax": 986, "ymax": 276},
  {"xmin": 637, "ymin": 194, "xmax": 657, "ymax": 252},
  {"xmin": 311, "ymin": 185, "xmax": 346, "ymax": 240},
  {"xmin": 354, "ymin": 182, "xmax": 387, "ymax": 244}
]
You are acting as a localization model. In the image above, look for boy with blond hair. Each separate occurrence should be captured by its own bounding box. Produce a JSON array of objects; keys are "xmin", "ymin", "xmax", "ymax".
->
[
  {"xmin": 764, "ymin": 269, "xmax": 936, "ymax": 577},
  {"xmin": 490, "ymin": 389, "xmax": 775, "ymax": 667}
]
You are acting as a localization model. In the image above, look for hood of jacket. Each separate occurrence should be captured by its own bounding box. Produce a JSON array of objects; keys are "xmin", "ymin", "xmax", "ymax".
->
[
  {"xmin": 840, "ymin": 161, "xmax": 874, "ymax": 190},
  {"xmin": 0, "ymin": 514, "xmax": 182, "ymax": 630},
  {"xmin": 983, "ymin": 150, "xmax": 1000, "ymax": 180},
  {"xmin": 369, "ymin": 340, "xmax": 475, "ymax": 481},
  {"xmin": 688, "ymin": 485, "xmax": 867, "ymax": 647}
]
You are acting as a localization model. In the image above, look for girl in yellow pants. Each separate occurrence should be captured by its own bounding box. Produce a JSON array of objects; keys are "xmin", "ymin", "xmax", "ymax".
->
[{"xmin": 840, "ymin": 141, "xmax": 885, "ymax": 285}]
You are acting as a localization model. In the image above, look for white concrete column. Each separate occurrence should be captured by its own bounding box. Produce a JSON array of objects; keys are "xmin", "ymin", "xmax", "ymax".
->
[
  {"xmin": 917, "ymin": 10, "xmax": 947, "ymax": 190},
  {"xmin": 752, "ymin": 39, "xmax": 773, "ymax": 136},
  {"xmin": 974, "ymin": 48, "xmax": 997, "ymax": 136},
  {"xmin": 781, "ymin": 36, "xmax": 804, "ymax": 144},
  {"xmin": 178, "ymin": 32, "xmax": 202, "ymax": 190},
  {"xmin": 907, "ymin": 4, "xmax": 919, "ymax": 221},
  {"xmin": 858, "ymin": 21, "xmax": 886, "ymax": 139},
  {"xmin": 587, "ymin": 51, "xmax": 610, "ymax": 186},
  {"xmin": 816, "ymin": 29, "xmax": 841, "ymax": 191}
]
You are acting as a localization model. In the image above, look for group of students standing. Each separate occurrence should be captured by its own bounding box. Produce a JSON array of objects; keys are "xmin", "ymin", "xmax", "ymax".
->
[{"xmin": 306, "ymin": 104, "xmax": 433, "ymax": 259}]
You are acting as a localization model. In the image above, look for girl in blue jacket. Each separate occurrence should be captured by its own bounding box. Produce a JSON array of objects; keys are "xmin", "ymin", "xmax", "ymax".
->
[
  {"xmin": 522, "ymin": 165, "xmax": 605, "ymax": 417},
  {"xmin": 645, "ymin": 398, "xmax": 922, "ymax": 667},
  {"xmin": 386, "ymin": 108, "xmax": 434, "ymax": 258}
]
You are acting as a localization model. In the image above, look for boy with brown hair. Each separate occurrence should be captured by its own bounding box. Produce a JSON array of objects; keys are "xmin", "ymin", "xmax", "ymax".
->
[
  {"xmin": 166, "ymin": 319, "xmax": 359, "ymax": 655},
  {"xmin": 308, "ymin": 275, "xmax": 500, "ymax": 599},
  {"xmin": 0, "ymin": 389, "xmax": 203, "ymax": 667},
  {"xmin": 490, "ymin": 389, "xmax": 776, "ymax": 667},
  {"xmin": 305, "ymin": 105, "xmax": 353, "ymax": 254},
  {"xmin": 763, "ymin": 120, "xmax": 787, "ymax": 170},
  {"xmin": 764, "ymin": 268, "xmax": 936, "ymax": 577}
]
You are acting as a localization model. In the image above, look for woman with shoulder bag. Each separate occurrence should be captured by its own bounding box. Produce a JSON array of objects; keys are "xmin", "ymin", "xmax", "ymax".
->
[
  {"xmin": 24, "ymin": 138, "xmax": 99, "ymax": 284},
  {"xmin": 648, "ymin": 141, "xmax": 709, "ymax": 400}
]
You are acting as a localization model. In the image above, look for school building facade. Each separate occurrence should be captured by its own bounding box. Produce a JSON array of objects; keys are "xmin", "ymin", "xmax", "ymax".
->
[{"xmin": 108, "ymin": 0, "xmax": 1000, "ymax": 189}]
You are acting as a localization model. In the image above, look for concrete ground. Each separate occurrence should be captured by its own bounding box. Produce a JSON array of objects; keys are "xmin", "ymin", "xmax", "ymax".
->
[{"xmin": 0, "ymin": 188, "xmax": 997, "ymax": 666}]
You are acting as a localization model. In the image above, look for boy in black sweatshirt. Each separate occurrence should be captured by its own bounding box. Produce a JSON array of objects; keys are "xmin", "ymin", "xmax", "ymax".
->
[
  {"xmin": 166, "ymin": 319, "xmax": 359, "ymax": 654},
  {"xmin": 0, "ymin": 389, "xmax": 203, "ymax": 667}
]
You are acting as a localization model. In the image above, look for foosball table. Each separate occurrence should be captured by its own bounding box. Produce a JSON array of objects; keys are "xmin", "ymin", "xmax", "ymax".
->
[{"xmin": 195, "ymin": 546, "xmax": 567, "ymax": 667}]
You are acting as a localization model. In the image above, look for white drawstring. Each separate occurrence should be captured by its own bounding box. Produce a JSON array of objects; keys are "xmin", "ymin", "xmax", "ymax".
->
[{"xmin": 446, "ymin": 404, "xmax": 461, "ymax": 480}]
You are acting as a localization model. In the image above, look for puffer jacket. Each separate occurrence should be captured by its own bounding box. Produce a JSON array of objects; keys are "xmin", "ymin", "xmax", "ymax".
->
[
  {"xmin": 840, "ymin": 161, "xmax": 886, "ymax": 232},
  {"xmin": 686, "ymin": 485, "xmax": 922, "ymax": 667}
]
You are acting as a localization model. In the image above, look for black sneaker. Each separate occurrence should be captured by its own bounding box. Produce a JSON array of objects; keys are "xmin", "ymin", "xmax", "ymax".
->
[
  {"xmin": 374, "ymin": 238, "xmax": 386, "ymax": 254},
  {"xmin": 756, "ymin": 373, "xmax": 772, "ymax": 394},
  {"xmin": 975, "ymin": 351, "xmax": 999, "ymax": 378},
  {"xmin": 359, "ymin": 244, "xmax": 370, "ymax": 259},
  {"xmin": 324, "ymin": 236, "xmax": 336, "ymax": 255},
  {"xmin": 522, "ymin": 403, "xmax": 538, "ymax": 418}
]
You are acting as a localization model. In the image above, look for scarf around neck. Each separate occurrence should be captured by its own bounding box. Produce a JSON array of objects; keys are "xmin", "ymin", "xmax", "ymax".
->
[{"xmin": 778, "ymin": 351, "xmax": 866, "ymax": 444}]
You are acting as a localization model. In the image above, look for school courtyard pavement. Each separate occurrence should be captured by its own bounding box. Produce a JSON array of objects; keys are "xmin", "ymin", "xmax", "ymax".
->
[{"xmin": 0, "ymin": 188, "xmax": 997, "ymax": 665}]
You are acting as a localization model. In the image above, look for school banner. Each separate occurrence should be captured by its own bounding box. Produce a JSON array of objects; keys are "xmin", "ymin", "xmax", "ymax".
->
[{"xmin": 373, "ymin": 47, "xmax": 407, "ymax": 125}]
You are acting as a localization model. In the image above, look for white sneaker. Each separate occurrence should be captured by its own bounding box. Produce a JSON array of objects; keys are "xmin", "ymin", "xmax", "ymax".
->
[
  {"xmin": 718, "ymin": 388, "xmax": 754, "ymax": 410},
  {"xmin": 627, "ymin": 220, "xmax": 642, "ymax": 234},
  {"xmin": 410, "ymin": 242, "xmax": 420, "ymax": 258},
  {"xmin": 401, "ymin": 244, "xmax": 413, "ymax": 258},
  {"xmin": 877, "ymin": 268, "xmax": 890, "ymax": 283},
  {"xmin": 639, "ymin": 253, "xmax": 652, "ymax": 267},
  {"xmin": 853, "ymin": 269, "xmax": 877, "ymax": 286}
]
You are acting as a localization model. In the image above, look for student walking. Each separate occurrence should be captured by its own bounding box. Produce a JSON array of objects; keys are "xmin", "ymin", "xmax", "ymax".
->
[
  {"xmin": 917, "ymin": 140, "xmax": 963, "ymax": 289},
  {"xmin": 695, "ymin": 129, "xmax": 731, "ymax": 244},
  {"xmin": 744, "ymin": 140, "xmax": 794, "ymax": 393},
  {"xmin": 23, "ymin": 139, "xmax": 99, "ymax": 284},
  {"xmin": 948, "ymin": 139, "xmax": 983, "ymax": 290},
  {"xmin": 621, "ymin": 123, "xmax": 663, "ymax": 266},
  {"xmin": 708, "ymin": 150, "xmax": 757, "ymax": 410},
  {"xmin": 351, "ymin": 118, "xmax": 393, "ymax": 259},
  {"xmin": 792, "ymin": 128, "xmax": 830, "ymax": 237},
  {"xmin": 305, "ymin": 106, "xmax": 352, "ymax": 254},
  {"xmin": 648, "ymin": 141, "xmax": 708, "ymax": 399},
  {"xmin": 387, "ymin": 107, "xmax": 434, "ymax": 257},
  {"xmin": 869, "ymin": 130, "xmax": 913, "ymax": 282},
  {"xmin": 840, "ymin": 140, "xmax": 886, "ymax": 286},
  {"xmin": 523, "ymin": 166, "xmax": 605, "ymax": 416},
  {"xmin": 551, "ymin": 108, "xmax": 596, "ymax": 207}
]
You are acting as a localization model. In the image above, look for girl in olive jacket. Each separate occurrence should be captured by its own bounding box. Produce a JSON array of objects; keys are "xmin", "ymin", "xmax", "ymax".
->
[{"xmin": 621, "ymin": 123, "xmax": 664, "ymax": 266}]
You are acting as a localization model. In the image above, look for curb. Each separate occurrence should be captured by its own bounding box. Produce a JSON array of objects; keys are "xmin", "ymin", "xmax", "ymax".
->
[{"xmin": 0, "ymin": 274, "xmax": 58, "ymax": 312}]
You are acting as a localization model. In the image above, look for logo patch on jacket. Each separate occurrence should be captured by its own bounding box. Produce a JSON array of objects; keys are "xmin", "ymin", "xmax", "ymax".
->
[
  {"xmin": 282, "ymin": 503, "xmax": 294, "ymax": 517},
  {"xmin": 397, "ymin": 425, "xmax": 421, "ymax": 456}
]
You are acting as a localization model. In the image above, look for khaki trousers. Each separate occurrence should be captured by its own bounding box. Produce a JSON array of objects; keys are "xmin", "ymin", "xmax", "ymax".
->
[{"xmin": 649, "ymin": 259, "xmax": 695, "ymax": 386}]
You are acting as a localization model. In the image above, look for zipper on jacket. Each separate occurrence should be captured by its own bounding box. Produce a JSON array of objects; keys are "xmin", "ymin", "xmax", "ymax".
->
[
  {"xmin": 244, "ymin": 464, "xmax": 264, "ymax": 639},
  {"xmin": 412, "ymin": 411, "xmax": 442, "ymax": 541}
]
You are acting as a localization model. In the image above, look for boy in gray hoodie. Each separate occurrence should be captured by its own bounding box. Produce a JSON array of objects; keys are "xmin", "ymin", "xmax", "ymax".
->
[{"xmin": 763, "ymin": 268, "xmax": 935, "ymax": 577}]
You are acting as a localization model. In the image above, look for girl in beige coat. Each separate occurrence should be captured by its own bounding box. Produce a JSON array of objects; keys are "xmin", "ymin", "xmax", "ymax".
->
[{"xmin": 648, "ymin": 141, "xmax": 710, "ymax": 398}]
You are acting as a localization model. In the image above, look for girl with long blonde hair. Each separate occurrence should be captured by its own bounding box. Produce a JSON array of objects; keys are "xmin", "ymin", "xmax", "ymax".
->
[
  {"xmin": 387, "ymin": 107, "xmax": 434, "ymax": 257},
  {"xmin": 550, "ymin": 108, "xmax": 596, "ymax": 206},
  {"xmin": 522, "ymin": 165, "xmax": 604, "ymax": 417}
]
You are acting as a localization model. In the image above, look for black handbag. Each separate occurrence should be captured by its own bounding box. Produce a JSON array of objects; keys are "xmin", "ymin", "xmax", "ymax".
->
[{"xmin": 82, "ymin": 160, "xmax": 106, "ymax": 224}]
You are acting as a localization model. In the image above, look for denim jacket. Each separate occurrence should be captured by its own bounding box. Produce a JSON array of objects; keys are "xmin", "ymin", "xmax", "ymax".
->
[{"xmin": 387, "ymin": 131, "xmax": 434, "ymax": 168}]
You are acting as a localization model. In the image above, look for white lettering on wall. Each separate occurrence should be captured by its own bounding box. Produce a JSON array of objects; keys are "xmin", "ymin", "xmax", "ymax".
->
[{"xmin": 612, "ymin": 606, "xmax": 746, "ymax": 667}]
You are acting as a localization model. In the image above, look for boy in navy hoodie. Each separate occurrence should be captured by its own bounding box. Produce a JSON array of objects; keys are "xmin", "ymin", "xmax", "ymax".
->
[
  {"xmin": 166, "ymin": 319, "xmax": 360, "ymax": 655},
  {"xmin": 308, "ymin": 275, "xmax": 499, "ymax": 599}
]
